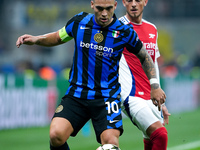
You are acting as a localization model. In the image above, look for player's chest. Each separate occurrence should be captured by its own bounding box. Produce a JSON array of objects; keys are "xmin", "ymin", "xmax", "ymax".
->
[{"xmin": 76, "ymin": 28, "xmax": 125, "ymax": 51}]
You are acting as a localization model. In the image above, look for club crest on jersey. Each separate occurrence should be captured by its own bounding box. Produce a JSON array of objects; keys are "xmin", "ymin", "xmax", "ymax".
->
[
  {"xmin": 55, "ymin": 105, "xmax": 63, "ymax": 113},
  {"xmin": 149, "ymin": 33, "xmax": 155, "ymax": 39},
  {"xmin": 112, "ymin": 30, "xmax": 120, "ymax": 38},
  {"xmin": 94, "ymin": 31, "xmax": 104, "ymax": 43}
]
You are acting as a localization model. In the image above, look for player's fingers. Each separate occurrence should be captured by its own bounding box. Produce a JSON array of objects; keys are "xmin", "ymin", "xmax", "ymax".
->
[
  {"xmin": 163, "ymin": 120, "xmax": 167, "ymax": 126},
  {"xmin": 16, "ymin": 35, "xmax": 29, "ymax": 47},
  {"xmin": 16, "ymin": 36, "xmax": 25, "ymax": 47},
  {"xmin": 161, "ymin": 98, "xmax": 165, "ymax": 104},
  {"xmin": 163, "ymin": 93, "xmax": 166, "ymax": 100},
  {"xmin": 163, "ymin": 111, "xmax": 170, "ymax": 125},
  {"xmin": 164, "ymin": 117, "xmax": 169, "ymax": 125},
  {"xmin": 160, "ymin": 94, "xmax": 166, "ymax": 104},
  {"xmin": 16, "ymin": 39, "xmax": 22, "ymax": 48},
  {"xmin": 152, "ymin": 99, "xmax": 157, "ymax": 106},
  {"xmin": 164, "ymin": 93, "xmax": 167, "ymax": 99},
  {"xmin": 163, "ymin": 119, "xmax": 168, "ymax": 126},
  {"xmin": 157, "ymin": 100, "xmax": 161, "ymax": 111}
]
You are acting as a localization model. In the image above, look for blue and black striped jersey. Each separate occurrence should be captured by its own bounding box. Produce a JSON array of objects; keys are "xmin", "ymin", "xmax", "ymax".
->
[{"xmin": 64, "ymin": 12, "xmax": 143, "ymax": 99}]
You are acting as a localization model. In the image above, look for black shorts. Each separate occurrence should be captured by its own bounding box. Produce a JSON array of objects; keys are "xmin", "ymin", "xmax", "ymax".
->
[{"xmin": 53, "ymin": 95, "xmax": 123, "ymax": 143}]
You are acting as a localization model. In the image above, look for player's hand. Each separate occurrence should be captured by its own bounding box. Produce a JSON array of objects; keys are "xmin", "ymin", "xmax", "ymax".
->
[
  {"xmin": 16, "ymin": 34, "xmax": 37, "ymax": 48},
  {"xmin": 162, "ymin": 104, "xmax": 171, "ymax": 126},
  {"xmin": 151, "ymin": 85, "xmax": 166, "ymax": 111}
]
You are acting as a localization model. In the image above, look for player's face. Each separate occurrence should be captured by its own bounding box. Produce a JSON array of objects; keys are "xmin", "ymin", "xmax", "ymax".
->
[
  {"xmin": 122, "ymin": 0, "xmax": 148, "ymax": 23},
  {"xmin": 91, "ymin": 0, "xmax": 117, "ymax": 27}
]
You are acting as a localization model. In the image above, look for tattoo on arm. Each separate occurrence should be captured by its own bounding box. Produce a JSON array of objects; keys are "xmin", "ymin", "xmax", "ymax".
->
[
  {"xmin": 136, "ymin": 46, "xmax": 157, "ymax": 80},
  {"xmin": 151, "ymin": 83, "xmax": 159, "ymax": 89}
]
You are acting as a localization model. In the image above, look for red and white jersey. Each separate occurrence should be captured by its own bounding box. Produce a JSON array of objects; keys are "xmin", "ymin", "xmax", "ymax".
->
[{"xmin": 119, "ymin": 16, "xmax": 160, "ymax": 101}]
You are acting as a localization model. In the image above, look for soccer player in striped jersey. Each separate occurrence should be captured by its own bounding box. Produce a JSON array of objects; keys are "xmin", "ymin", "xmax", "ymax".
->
[
  {"xmin": 119, "ymin": 0, "xmax": 170, "ymax": 150},
  {"xmin": 16, "ymin": 0, "xmax": 166, "ymax": 149}
]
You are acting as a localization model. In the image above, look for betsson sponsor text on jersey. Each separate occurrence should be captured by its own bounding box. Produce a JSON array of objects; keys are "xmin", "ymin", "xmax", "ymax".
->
[{"xmin": 80, "ymin": 41, "xmax": 114, "ymax": 57}]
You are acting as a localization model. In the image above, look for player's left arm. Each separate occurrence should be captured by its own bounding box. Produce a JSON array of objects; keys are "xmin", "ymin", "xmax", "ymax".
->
[{"xmin": 135, "ymin": 45, "xmax": 166, "ymax": 111}]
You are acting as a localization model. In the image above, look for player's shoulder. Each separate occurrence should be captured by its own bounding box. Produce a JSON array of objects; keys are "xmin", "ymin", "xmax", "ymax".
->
[
  {"xmin": 142, "ymin": 19, "xmax": 157, "ymax": 30},
  {"xmin": 70, "ymin": 12, "xmax": 93, "ymax": 22},
  {"xmin": 117, "ymin": 16, "xmax": 133, "ymax": 30},
  {"xmin": 113, "ymin": 20, "xmax": 135, "ymax": 41},
  {"xmin": 75, "ymin": 12, "xmax": 91, "ymax": 17},
  {"xmin": 114, "ymin": 17, "xmax": 133, "ymax": 33},
  {"xmin": 119, "ymin": 16, "xmax": 129, "ymax": 25}
]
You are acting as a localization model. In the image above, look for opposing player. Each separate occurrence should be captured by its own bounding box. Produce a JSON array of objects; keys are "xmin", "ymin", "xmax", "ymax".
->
[
  {"xmin": 16, "ymin": 0, "xmax": 166, "ymax": 149},
  {"xmin": 119, "ymin": 0, "xmax": 170, "ymax": 150}
]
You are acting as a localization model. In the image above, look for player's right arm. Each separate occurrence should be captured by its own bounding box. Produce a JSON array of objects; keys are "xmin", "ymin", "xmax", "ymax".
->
[{"xmin": 16, "ymin": 26, "xmax": 73, "ymax": 48}]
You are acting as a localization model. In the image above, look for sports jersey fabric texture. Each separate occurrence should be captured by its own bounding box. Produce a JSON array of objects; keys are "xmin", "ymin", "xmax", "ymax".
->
[
  {"xmin": 61, "ymin": 12, "xmax": 143, "ymax": 100},
  {"xmin": 119, "ymin": 15, "xmax": 160, "ymax": 101}
]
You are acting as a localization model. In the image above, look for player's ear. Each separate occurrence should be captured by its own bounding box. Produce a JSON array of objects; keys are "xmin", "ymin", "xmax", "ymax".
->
[
  {"xmin": 114, "ymin": 0, "xmax": 117, "ymax": 9},
  {"xmin": 91, "ymin": 1, "xmax": 94, "ymax": 9},
  {"xmin": 122, "ymin": 0, "xmax": 126, "ymax": 7},
  {"xmin": 144, "ymin": 0, "xmax": 148, "ymax": 6}
]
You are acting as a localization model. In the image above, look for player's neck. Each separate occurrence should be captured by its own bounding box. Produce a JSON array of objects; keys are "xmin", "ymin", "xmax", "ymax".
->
[{"xmin": 126, "ymin": 13, "xmax": 143, "ymax": 24}]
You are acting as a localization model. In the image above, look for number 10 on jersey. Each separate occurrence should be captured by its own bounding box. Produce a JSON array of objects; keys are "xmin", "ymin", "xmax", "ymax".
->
[{"xmin": 105, "ymin": 101, "xmax": 119, "ymax": 114}]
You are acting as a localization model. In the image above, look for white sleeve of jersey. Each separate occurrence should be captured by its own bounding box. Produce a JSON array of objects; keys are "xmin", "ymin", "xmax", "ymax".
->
[
  {"xmin": 155, "ymin": 31, "xmax": 161, "ymax": 86},
  {"xmin": 155, "ymin": 32, "xmax": 160, "ymax": 59},
  {"xmin": 155, "ymin": 59, "xmax": 160, "ymax": 86}
]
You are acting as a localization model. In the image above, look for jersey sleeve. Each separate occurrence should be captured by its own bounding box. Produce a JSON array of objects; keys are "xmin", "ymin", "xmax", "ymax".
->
[
  {"xmin": 125, "ymin": 30, "xmax": 143, "ymax": 54},
  {"xmin": 58, "ymin": 13, "xmax": 78, "ymax": 42},
  {"xmin": 155, "ymin": 32, "xmax": 160, "ymax": 59},
  {"xmin": 60, "ymin": 12, "xmax": 89, "ymax": 42},
  {"xmin": 59, "ymin": 26, "xmax": 73, "ymax": 42}
]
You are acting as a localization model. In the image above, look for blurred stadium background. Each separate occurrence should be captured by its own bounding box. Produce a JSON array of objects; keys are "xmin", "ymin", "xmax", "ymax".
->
[{"xmin": 0, "ymin": 0, "xmax": 200, "ymax": 149}]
